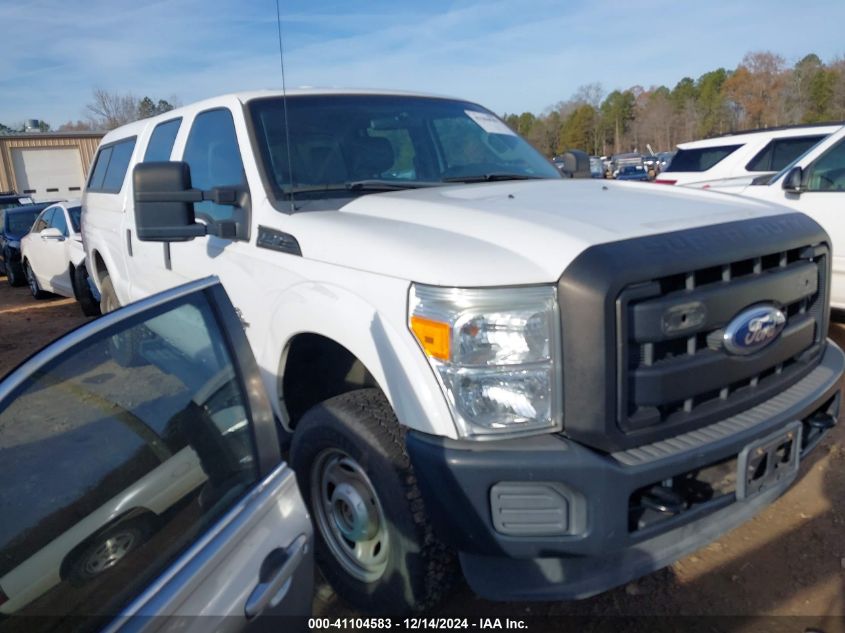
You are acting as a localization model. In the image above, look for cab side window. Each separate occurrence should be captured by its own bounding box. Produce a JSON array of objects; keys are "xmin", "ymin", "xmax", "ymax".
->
[
  {"xmin": 182, "ymin": 109, "xmax": 245, "ymax": 224},
  {"xmin": 805, "ymin": 139, "xmax": 845, "ymax": 192}
]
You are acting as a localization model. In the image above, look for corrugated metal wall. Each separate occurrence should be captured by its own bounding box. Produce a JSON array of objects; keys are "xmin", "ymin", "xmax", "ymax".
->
[{"xmin": 0, "ymin": 133, "xmax": 103, "ymax": 192}]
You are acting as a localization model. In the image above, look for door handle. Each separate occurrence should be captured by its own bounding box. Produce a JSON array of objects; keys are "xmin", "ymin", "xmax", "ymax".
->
[{"xmin": 244, "ymin": 534, "xmax": 308, "ymax": 619}]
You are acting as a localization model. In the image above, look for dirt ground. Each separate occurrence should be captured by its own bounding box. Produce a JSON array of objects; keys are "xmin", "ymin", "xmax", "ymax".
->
[{"xmin": 1, "ymin": 272, "xmax": 844, "ymax": 631}]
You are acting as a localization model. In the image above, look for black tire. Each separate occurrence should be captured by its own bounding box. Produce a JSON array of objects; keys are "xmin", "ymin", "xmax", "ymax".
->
[
  {"xmin": 5, "ymin": 254, "xmax": 24, "ymax": 287},
  {"xmin": 24, "ymin": 260, "xmax": 49, "ymax": 299},
  {"xmin": 67, "ymin": 520, "xmax": 149, "ymax": 585},
  {"xmin": 290, "ymin": 388, "xmax": 454, "ymax": 614},
  {"xmin": 73, "ymin": 264, "xmax": 101, "ymax": 317},
  {"xmin": 100, "ymin": 273, "xmax": 141, "ymax": 366}
]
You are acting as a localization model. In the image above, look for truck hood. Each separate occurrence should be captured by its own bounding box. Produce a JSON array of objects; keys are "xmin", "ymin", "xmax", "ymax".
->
[{"xmin": 293, "ymin": 179, "xmax": 794, "ymax": 286}]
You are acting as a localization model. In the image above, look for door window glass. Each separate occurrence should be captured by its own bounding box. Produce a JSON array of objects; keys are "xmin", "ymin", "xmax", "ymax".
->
[
  {"xmin": 68, "ymin": 206, "xmax": 82, "ymax": 233},
  {"xmin": 144, "ymin": 119, "xmax": 182, "ymax": 162},
  {"xmin": 32, "ymin": 208, "xmax": 54, "ymax": 233},
  {"xmin": 0, "ymin": 295, "xmax": 258, "ymax": 631},
  {"xmin": 805, "ymin": 139, "xmax": 845, "ymax": 192},
  {"xmin": 182, "ymin": 109, "xmax": 245, "ymax": 224},
  {"xmin": 50, "ymin": 208, "xmax": 68, "ymax": 236}
]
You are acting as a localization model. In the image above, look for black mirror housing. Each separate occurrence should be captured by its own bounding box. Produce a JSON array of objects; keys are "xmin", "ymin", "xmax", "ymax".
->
[
  {"xmin": 782, "ymin": 166, "xmax": 804, "ymax": 194},
  {"xmin": 133, "ymin": 162, "xmax": 207, "ymax": 242},
  {"xmin": 558, "ymin": 150, "xmax": 592, "ymax": 179}
]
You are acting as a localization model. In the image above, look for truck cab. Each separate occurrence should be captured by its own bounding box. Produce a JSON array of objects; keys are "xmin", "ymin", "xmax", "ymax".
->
[{"xmin": 82, "ymin": 89, "xmax": 844, "ymax": 612}]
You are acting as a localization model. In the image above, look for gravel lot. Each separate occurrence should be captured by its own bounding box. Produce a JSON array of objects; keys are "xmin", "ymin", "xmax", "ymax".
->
[{"xmin": 1, "ymin": 273, "xmax": 843, "ymax": 631}]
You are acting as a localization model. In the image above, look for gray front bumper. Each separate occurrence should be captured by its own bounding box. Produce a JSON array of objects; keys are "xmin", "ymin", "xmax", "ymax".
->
[{"xmin": 407, "ymin": 341, "xmax": 844, "ymax": 601}]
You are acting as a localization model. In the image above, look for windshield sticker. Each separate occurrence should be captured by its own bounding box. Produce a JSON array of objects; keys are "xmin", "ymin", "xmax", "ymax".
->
[{"xmin": 465, "ymin": 110, "xmax": 516, "ymax": 136}]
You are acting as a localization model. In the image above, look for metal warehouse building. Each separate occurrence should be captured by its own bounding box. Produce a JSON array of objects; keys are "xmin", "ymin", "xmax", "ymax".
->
[{"xmin": 0, "ymin": 131, "xmax": 104, "ymax": 201}]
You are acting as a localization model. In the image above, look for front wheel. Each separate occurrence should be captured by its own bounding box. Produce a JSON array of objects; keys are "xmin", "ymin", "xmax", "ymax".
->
[
  {"xmin": 67, "ymin": 520, "xmax": 149, "ymax": 585},
  {"xmin": 290, "ymin": 389, "xmax": 454, "ymax": 614},
  {"xmin": 5, "ymin": 252, "xmax": 23, "ymax": 287},
  {"xmin": 25, "ymin": 260, "xmax": 49, "ymax": 299}
]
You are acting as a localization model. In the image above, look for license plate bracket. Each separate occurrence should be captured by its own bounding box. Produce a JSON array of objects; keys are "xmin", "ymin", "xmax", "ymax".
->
[{"xmin": 736, "ymin": 421, "xmax": 802, "ymax": 500}]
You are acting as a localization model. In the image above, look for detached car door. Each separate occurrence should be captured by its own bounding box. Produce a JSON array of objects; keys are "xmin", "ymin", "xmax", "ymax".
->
[{"xmin": 0, "ymin": 277, "xmax": 312, "ymax": 633}]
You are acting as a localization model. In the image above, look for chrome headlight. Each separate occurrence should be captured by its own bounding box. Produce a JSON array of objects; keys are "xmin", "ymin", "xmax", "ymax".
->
[{"xmin": 409, "ymin": 284, "xmax": 561, "ymax": 438}]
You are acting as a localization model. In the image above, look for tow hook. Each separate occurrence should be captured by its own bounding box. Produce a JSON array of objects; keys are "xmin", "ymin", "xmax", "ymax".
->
[
  {"xmin": 806, "ymin": 411, "xmax": 836, "ymax": 432},
  {"xmin": 640, "ymin": 486, "xmax": 686, "ymax": 516}
]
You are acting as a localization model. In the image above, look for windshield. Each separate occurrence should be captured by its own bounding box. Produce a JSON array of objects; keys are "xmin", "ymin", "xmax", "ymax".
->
[
  {"xmin": 0, "ymin": 197, "xmax": 32, "ymax": 211},
  {"xmin": 68, "ymin": 206, "xmax": 82, "ymax": 233},
  {"xmin": 248, "ymin": 94, "xmax": 560, "ymax": 201},
  {"xmin": 6, "ymin": 210, "xmax": 40, "ymax": 235}
]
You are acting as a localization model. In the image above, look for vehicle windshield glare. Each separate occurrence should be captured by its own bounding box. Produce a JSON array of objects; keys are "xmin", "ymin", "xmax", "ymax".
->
[{"xmin": 248, "ymin": 94, "xmax": 560, "ymax": 201}]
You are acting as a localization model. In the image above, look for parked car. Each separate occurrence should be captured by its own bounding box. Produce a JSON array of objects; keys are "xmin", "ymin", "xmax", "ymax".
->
[
  {"xmin": 83, "ymin": 88, "xmax": 842, "ymax": 613},
  {"xmin": 738, "ymin": 125, "xmax": 845, "ymax": 308},
  {"xmin": 0, "ymin": 277, "xmax": 313, "ymax": 630},
  {"xmin": 589, "ymin": 156, "xmax": 604, "ymax": 178},
  {"xmin": 615, "ymin": 164, "xmax": 650, "ymax": 181},
  {"xmin": 0, "ymin": 191, "xmax": 34, "ymax": 210},
  {"xmin": 20, "ymin": 200, "xmax": 101, "ymax": 315},
  {"xmin": 0, "ymin": 202, "xmax": 52, "ymax": 286},
  {"xmin": 642, "ymin": 154, "xmax": 659, "ymax": 175},
  {"xmin": 610, "ymin": 152, "xmax": 644, "ymax": 177},
  {"xmin": 656, "ymin": 123, "xmax": 842, "ymax": 190}
]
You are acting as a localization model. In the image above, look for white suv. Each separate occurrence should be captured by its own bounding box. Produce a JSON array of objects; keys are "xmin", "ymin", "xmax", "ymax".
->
[
  {"xmin": 656, "ymin": 124, "xmax": 842, "ymax": 191},
  {"xmin": 82, "ymin": 89, "xmax": 844, "ymax": 613},
  {"xmin": 739, "ymin": 125, "xmax": 845, "ymax": 308}
]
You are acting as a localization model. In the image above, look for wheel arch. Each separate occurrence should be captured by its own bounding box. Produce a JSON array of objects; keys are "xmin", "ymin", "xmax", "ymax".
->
[{"xmin": 263, "ymin": 282, "xmax": 456, "ymax": 439}]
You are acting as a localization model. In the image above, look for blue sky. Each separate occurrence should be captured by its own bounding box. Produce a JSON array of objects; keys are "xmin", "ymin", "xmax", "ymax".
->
[{"xmin": 1, "ymin": 0, "xmax": 844, "ymax": 127}]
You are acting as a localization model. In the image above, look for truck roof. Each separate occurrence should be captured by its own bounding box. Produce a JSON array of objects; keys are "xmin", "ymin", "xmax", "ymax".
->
[{"xmin": 99, "ymin": 88, "xmax": 467, "ymax": 144}]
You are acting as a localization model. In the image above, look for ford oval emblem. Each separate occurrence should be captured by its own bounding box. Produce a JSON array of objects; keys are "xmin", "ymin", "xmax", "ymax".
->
[{"xmin": 723, "ymin": 305, "xmax": 786, "ymax": 356}]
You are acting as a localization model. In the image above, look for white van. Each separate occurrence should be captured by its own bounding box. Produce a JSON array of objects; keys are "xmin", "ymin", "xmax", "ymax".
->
[
  {"xmin": 656, "ymin": 124, "xmax": 842, "ymax": 191},
  {"xmin": 82, "ymin": 89, "xmax": 844, "ymax": 612}
]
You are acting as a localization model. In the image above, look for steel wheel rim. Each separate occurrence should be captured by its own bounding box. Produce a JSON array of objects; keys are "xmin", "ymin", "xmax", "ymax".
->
[
  {"xmin": 311, "ymin": 449, "xmax": 389, "ymax": 582},
  {"xmin": 84, "ymin": 530, "xmax": 136, "ymax": 575}
]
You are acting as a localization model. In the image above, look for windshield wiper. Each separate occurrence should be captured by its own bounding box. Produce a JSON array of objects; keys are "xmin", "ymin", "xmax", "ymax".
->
[
  {"xmin": 282, "ymin": 180, "xmax": 441, "ymax": 195},
  {"xmin": 442, "ymin": 173, "xmax": 548, "ymax": 183}
]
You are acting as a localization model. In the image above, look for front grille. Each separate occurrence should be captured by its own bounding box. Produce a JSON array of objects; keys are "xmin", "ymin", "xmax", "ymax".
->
[{"xmin": 617, "ymin": 244, "xmax": 827, "ymax": 436}]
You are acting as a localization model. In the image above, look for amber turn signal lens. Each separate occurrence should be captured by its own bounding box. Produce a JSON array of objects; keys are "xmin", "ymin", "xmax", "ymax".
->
[{"xmin": 410, "ymin": 316, "xmax": 451, "ymax": 361}]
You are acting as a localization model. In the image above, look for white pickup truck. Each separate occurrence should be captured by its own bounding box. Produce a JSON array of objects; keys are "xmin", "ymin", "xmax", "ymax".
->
[{"xmin": 82, "ymin": 89, "xmax": 843, "ymax": 613}]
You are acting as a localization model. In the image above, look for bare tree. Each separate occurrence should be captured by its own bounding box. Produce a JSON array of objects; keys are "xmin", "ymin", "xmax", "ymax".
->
[{"xmin": 86, "ymin": 89, "xmax": 140, "ymax": 130}]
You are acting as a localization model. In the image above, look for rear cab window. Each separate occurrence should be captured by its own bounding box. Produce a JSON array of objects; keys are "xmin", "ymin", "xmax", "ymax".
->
[
  {"xmin": 144, "ymin": 118, "xmax": 182, "ymax": 162},
  {"xmin": 663, "ymin": 144, "xmax": 741, "ymax": 172},
  {"xmin": 87, "ymin": 137, "xmax": 138, "ymax": 193}
]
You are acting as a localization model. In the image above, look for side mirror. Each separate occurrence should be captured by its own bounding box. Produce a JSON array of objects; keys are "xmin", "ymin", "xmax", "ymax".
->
[
  {"xmin": 559, "ymin": 150, "xmax": 592, "ymax": 179},
  {"xmin": 134, "ymin": 162, "xmax": 207, "ymax": 242},
  {"xmin": 782, "ymin": 166, "xmax": 804, "ymax": 194},
  {"xmin": 40, "ymin": 227, "xmax": 64, "ymax": 240}
]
